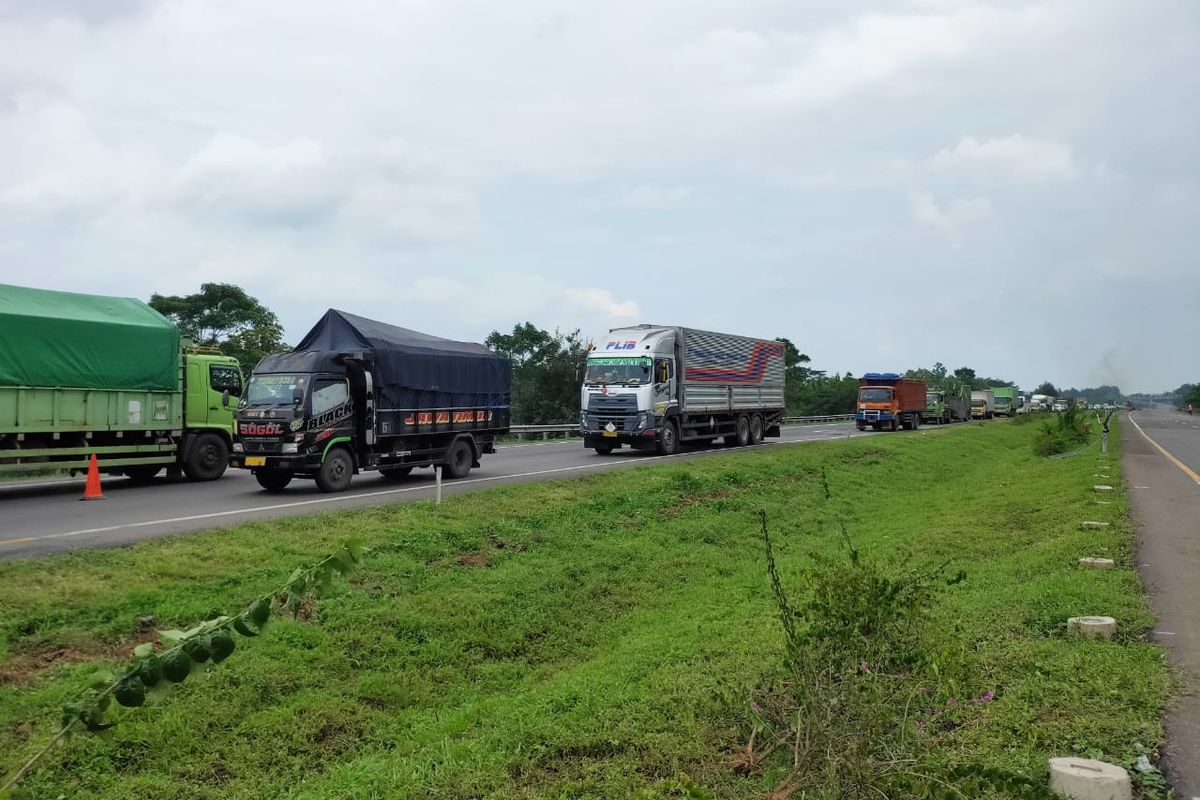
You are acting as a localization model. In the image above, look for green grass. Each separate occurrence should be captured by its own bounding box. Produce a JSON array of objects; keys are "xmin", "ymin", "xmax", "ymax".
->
[{"xmin": 0, "ymin": 419, "xmax": 1168, "ymax": 798}]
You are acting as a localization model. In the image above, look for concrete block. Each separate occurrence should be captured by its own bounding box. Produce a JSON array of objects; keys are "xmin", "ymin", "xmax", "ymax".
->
[
  {"xmin": 1078, "ymin": 558, "xmax": 1115, "ymax": 569},
  {"xmin": 1093, "ymin": 485, "xmax": 1113, "ymax": 492},
  {"xmin": 1080, "ymin": 521, "xmax": 1110, "ymax": 529},
  {"xmin": 1093, "ymin": 501, "xmax": 1112, "ymax": 505},
  {"xmin": 1048, "ymin": 757, "xmax": 1131, "ymax": 800},
  {"xmin": 1067, "ymin": 616, "xmax": 1117, "ymax": 640}
]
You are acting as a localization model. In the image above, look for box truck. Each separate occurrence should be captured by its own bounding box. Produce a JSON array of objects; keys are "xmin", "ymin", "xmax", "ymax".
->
[
  {"xmin": 0, "ymin": 283, "xmax": 241, "ymax": 481},
  {"xmin": 229, "ymin": 310, "xmax": 510, "ymax": 492},
  {"xmin": 971, "ymin": 389, "xmax": 995, "ymax": 419},
  {"xmin": 580, "ymin": 325, "xmax": 785, "ymax": 455},
  {"xmin": 991, "ymin": 386, "xmax": 1017, "ymax": 417},
  {"xmin": 925, "ymin": 379, "xmax": 971, "ymax": 424},
  {"xmin": 855, "ymin": 373, "xmax": 927, "ymax": 431}
]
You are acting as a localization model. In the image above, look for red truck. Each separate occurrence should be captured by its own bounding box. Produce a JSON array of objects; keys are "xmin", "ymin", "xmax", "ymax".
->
[{"xmin": 854, "ymin": 373, "xmax": 927, "ymax": 431}]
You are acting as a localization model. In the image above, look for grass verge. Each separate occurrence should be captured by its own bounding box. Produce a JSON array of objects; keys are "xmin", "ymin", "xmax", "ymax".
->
[{"xmin": 0, "ymin": 418, "xmax": 1168, "ymax": 798}]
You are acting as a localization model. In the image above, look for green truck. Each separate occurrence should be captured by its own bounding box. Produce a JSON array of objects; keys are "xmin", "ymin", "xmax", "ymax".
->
[
  {"xmin": 991, "ymin": 386, "xmax": 1017, "ymax": 418},
  {"xmin": 925, "ymin": 379, "xmax": 971, "ymax": 424},
  {"xmin": 0, "ymin": 284, "xmax": 242, "ymax": 482}
]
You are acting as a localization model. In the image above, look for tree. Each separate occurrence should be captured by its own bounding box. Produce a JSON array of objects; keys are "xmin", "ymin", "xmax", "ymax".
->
[
  {"xmin": 953, "ymin": 366, "xmax": 977, "ymax": 386},
  {"xmin": 485, "ymin": 323, "xmax": 588, "ymax": 424},
  {"xmin": 150, "ymin": 284, "xmax": 287, "ymax": 370},
  {"xmin": 1034, "ymin": 382, "xmax": 1059, "ymax": 397}
]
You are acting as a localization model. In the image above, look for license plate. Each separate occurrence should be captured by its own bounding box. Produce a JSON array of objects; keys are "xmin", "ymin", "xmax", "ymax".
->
[
  {"xmin": 244, "ymin": 456, "xmax": 266, "ymax": 467},
  {"xmin": 602, "ymin": 430, "xmax": 618, "ymax": 438}
]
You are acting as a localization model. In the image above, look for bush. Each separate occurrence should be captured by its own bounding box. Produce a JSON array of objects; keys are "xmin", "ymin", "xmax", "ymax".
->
[{"xmin": 1032, "ymin": 406, "xmax": 1089, "ymax": 456}]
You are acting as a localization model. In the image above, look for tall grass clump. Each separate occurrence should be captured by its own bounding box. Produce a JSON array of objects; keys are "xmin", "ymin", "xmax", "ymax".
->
[
  {"xmin": 1032, "ymin": 406, "xmax": 1090, "ymax": 456},
  {"xmin": 744, "ymin": 474, "xmax": 1056, "ymax": 799}
]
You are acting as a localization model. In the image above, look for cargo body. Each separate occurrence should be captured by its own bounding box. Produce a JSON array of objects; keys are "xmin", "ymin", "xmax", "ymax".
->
[
  {"xmin": 925, "ymin": 380, "xmax": 971, "ymax": 424},
  {"xmin": 229, "ymin": 310, "xmax": 510, "ymax": 492},
  {"xmin": 855, "ymin": 373, "xmax": 927, "ymax": 431},
  {"xmin": 580, "ymin": 325, "xmax": 785, "ymax": 455},
  {"xmin": 971, "ymin": 389, "xmax": 995, "ymax": 419},
  {"xmin": 0, "ymin": 283, "xmax": 241, "ymax": 481},
  {"xmin": 991, "ymin": 386, "xmax": 1017, "ymax": 417}
]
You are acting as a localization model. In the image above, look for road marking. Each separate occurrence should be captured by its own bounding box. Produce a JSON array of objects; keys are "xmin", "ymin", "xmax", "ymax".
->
[
  {"xmin": 1129, "ymin": 413, "xmax": 1200, "ymax": 488},
  {"xmin": 0, "ymin": 536, "xmax": 35, "ymax": 546}
]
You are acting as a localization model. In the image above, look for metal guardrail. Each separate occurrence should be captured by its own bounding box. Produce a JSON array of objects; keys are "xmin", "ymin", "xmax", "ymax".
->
[{"xmin": 509, "ymin": 415, "xmax": 854, "ymax": 440}]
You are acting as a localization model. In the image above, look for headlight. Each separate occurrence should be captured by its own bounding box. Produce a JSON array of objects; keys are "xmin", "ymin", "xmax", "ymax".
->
[
  {"xmin": 232, "ymin": 442, "xmax": 244, "ymax": 453},
  {"xmin": 281, "ymin": 443, "xmax": 299, "ymax": 454}
]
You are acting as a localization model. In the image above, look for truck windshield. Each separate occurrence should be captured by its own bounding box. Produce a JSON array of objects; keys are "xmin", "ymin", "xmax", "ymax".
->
[
  {"xmin": 859, "ymin": 388, "xmax": 892, "ymax": 402},
  {"xmin": 584, "ymin": 357, "xmax": 652, "ymax": 385},
  {"xmin": 995, "ymin": 398, "xmax": 1011, "ymax": 406},
  {"xmin": 245, "ymin": 374, "xmax": 308, "ymax": 406},
  {"xmin": 927, "ymin": 393, "xmax": 942, "ymax": 405},
  {"xmin": 971, "ymin": 399, "xmax": 986, "ymax": 407}
]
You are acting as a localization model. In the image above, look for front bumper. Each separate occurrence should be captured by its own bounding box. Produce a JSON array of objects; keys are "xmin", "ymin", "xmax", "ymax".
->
[
  {"xmin": 855, "ymin": 410, "xmax": 896, "ymax": 422},
  {"xmin": 229, "ymin": 453, "xmax": 319, "ymax": 472}
]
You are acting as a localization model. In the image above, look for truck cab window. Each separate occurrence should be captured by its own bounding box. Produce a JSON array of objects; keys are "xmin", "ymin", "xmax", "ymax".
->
[
  {"xmin": 210, "ymin": 365, "xmax": 242, "ymax": 397},
  {"xmin": 654, "ymin": 359, "xmax": 673, "ymax": 384},
  {"xmin": 311, "ymin": 379, "xmax": 349, "ymax": 415}
]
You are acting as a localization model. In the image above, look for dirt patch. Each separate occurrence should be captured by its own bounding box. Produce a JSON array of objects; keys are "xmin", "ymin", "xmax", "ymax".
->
[
  {"xmin": 661, "ymin": 489, "xmax": 735, "ymax": 518},
  {"xmin": 0, "ymin": 628, "xmax": 159, "ymax": 686},
  {"xmin": 457, "ymin": 551, "xmax": 491, "ymax": 568}
]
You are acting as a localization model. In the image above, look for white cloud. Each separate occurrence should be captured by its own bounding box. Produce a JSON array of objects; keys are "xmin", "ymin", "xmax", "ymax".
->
[
  {"xmin": 929, "ymin": 135, "xmax": 1077, "ymax": 181},
  {"xmin": 611, "ymin": 184, "xmax": 695, "ymax": 210},
  {"xmin": 909, "ymin": 189, "xmax": 992, "ymax": 237},
  {"xmin": 564, "ymin": 287, "xmax": 639, "ymax": 318}
]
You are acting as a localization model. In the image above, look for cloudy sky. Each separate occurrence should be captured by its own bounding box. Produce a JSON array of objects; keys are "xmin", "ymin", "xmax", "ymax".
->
[{"xmin": 1, "ymin": 1, "xmax": 1196, "ymax": 392}]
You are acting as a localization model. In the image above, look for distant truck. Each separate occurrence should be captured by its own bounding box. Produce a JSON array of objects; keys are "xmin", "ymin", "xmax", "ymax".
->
[
  {"xmin": 971, "ymin": 389, "xmax": 995, "ymax": 419},
  {"xmin": 580, "ymin": 324, "xmax": 785, "ymax": 455},
  {"xmin": 991, "ymin": 386, "xmax": 1017, "ymax": 417},
  {"xmin": 855, "ymin": 373, "xmax": 927, "ymax": 431},
  {"xmin": 925, "ymin": 380, "xmax": 971, "ymax": 424},
  {"xmin": 0, "ymin": 283, "xmax": 242, "ymax": 482},
  {"xmin": 229, "ymin": 310, "xmax": 510, "ymax": 492},
  {"xmin": 1030, "ymin": 394, "xmax": 1052, "ymax": 411}
]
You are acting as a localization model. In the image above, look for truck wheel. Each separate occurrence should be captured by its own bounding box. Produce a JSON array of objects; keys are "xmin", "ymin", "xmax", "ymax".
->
[
  {"xmin": 183, "ymin": 433, "xmax": 228, "ymax": 481},
  {"xmin": 316, "ymin": 447, "xmax": 354, "ymax": 493},
  {"xmin": 379, "ymin": 466, "xmax": 413, "ymax": 480},
  {"xmin": 890, "ymin": 418, "xmax": 899, "ymax": 432},
  {"xmin": 594, "ymin": 444, "xmax": 614, "ymax": 455},
  {"xmin": 656, "ymin": 420, "xmax": 679, "ymax": 456},
  {"xmin": 443, "ymin": 439, "xmax": 473, "ymax": 479},
  {"xmin": 124, "ymin": 465, "xmax": 162, "ymax": 484},
  {"xmin": 856, "ymin": 423, "xmax": 866, "ymax": 431},
  {"xmin": 255, "ymin": 470, "xmax": 293, "ymax": 492},
  {"xmin": 749, "ymin": 415, "xmax": 765, "ymax": 445},
  {"xmin": 727, "ymin": 415, "xmax": 750, "ymax": 447}
]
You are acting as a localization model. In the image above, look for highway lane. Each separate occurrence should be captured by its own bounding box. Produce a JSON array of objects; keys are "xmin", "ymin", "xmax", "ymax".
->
[{"xmin": 0, "ymin": 423, "xmax": 875, "ymax": 560}]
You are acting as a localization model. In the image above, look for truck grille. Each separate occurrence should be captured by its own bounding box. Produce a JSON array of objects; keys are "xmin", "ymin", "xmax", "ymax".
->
[
  {"xmin": 242, "ymin": 439, "xmax": 284, "ymax": 454},
  {"xmin": 586, "ymin": 394, "xmax": 638, "ymax": 432}
]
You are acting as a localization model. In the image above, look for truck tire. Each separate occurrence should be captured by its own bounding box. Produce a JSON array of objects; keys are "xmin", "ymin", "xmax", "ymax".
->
[
  {"xmin": 124, "ymin": 465, "xmax": 161, "ymax": 484},
  {"xmin": 379, "ymin": 466, "xmax": 413, "ymax": 480},
  {"xmin": 183, "ymin": 433, "xmax": 228, "ymax": 481},
  {"xmin": 593, "ymin": 444, "xmax": 614, "ymax": 455},
  {"xmin": 255, "ymin": 470, "xmax": 293, "ymax": 492},
  {"xmin": 656, "ymin": 419, "xmax": 679, "ymax": 456},
  {"xmin": 443, "ymin": 439, "xmax": 473, "ymax": 479},
  {"xmin": 749, "ymin": 415, "xmax": 765, "ymax": 445},
  {"xmin": 856, "ymin": 423, "xmax": 866, "ymax": 431},
  {"xmin": 889, "ymin": 418, "xmax": 899, "ymax": 432},
  {"xmin": 315, "ymin": 447, "xmax": 354, "ymax": 493},
  {"xmin": 727, "ymin": 415, "xmax": 750, "ymax": 447}
]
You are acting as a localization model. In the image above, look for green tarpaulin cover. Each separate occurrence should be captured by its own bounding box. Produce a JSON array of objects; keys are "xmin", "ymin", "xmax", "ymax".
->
[{"xmin": 0, "ymin": 284, "xmax": 179, "ymax": 390}]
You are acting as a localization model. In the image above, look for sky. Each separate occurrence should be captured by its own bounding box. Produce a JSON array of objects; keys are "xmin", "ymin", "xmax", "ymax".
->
[{"xmin": 0, "ymin": 1, "xmax": 1196, "ymax": 393}]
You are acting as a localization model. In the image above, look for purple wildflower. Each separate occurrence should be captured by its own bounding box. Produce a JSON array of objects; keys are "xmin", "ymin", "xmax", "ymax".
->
[
  {"xmin": 751, "ymin": 701, "xmax": 761, "ymax": 714},
  {"xmin": 977, "ymin": 691, "xmax": 994, "ymax": 703},
  {"xmin": 917, "ymin": 720, "xmax": 926, "ymax": 733},
  {"xmin": 860, "ymin": 661, "xmax": 871, "ymax": 673}
]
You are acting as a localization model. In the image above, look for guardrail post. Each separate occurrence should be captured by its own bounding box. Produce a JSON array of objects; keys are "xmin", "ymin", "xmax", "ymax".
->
[{"xmin": 435, "ymin": 465, "xmax": 442, "ymax": 504}]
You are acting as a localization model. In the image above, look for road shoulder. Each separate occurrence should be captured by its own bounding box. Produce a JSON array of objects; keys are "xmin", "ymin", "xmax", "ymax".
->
[{"xmin": 1123, "ymin": 413, "xmax": 1200, "ymax": 797}]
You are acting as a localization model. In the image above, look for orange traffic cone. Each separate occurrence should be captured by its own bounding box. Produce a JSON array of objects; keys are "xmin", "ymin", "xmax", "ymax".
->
[{"xmin": 81, "ymin": 454, "xmax": 104, "ymax": 501}]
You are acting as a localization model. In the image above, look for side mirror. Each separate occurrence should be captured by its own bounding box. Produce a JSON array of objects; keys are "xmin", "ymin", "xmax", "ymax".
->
[
  {"xmin": 221, "ymin": 389, "xmax": 231, "ymax": 408},
  {"xmin": 293, "ymin": 386, "xmax": 305, "ymax": 405}
]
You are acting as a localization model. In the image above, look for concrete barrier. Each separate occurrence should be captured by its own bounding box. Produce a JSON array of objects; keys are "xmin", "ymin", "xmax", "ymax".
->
[
  {"xmin": 1048, "ymin": 757, "xmax": 1131, "ymax": 800},
  {"xmin": 1078, "ymin": 558, "xmax": 1115, "ymax": 569},
  {"xmin": 1067, "ymin": 616, "xmax": 1116, "ymax": 640}
]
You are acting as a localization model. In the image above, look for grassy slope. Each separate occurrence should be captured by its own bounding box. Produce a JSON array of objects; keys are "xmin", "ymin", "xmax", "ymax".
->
[{"xmin": 0, "ymin": 418, "xmax": 1167, "ymax": 798}]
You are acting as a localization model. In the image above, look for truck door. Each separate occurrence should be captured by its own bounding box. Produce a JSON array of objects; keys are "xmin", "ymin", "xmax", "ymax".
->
[
  {"xmin": 653, "ymin": 358, "xmax": 676, "ymax": 412},
  {"xmin": 206, "ymin": 363, "xmax": 243, "ymax": 430}
]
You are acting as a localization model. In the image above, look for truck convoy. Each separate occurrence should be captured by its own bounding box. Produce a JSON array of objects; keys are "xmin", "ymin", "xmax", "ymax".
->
[
  {"xmin": 228, "ymin": 310, "xmax": 510, "ymax": 492},
  {"xmin": 925, "ymin": 379, "xmax": 971, "ymax": 424},
  {"xmin": 991, "ymin": 386, "xmax": 1017, "ymax": 417},
  {"xmin": 970, "ymin": 389, "xmax": 995, "ymax": 419},
  {"xmin": 580, "ymin": 325, "xmax": 785, "ymax": 455},
  {"xmin": 0, "ymin": 284, "xmax": 242, "ymax": 481},
  {"xmin": 855, "ymin": 373, "xmax": 927, "ymax": 431}
]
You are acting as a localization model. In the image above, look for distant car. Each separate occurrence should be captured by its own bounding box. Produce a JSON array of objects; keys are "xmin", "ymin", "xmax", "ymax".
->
[{"xmin": 1052, "ymin": 400, "xmax": 1069, "ymax": 412}]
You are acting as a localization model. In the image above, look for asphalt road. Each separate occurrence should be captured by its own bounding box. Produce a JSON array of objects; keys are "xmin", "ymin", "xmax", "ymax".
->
[
  {"xmin": 1123, "ymin": 407, "xmax": 1200, "ymax": 797},
  {"xmin": 0, "ymin": 423, "xmax": 876, "ymax": 560}
]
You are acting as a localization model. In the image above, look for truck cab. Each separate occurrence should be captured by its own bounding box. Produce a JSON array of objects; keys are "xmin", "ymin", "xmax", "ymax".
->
[{"xmin": 581, "ymin": 327, "xmax": 677, "ymax": 454}]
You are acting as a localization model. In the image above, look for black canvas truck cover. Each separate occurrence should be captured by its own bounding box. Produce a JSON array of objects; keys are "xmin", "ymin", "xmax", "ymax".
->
[{"xmin": 257, "ymin": 310, "xmax": 510, "ymax": 412}]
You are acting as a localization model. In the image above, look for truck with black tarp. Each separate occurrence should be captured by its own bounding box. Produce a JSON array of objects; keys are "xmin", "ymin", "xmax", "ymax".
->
[
  {"xmin": 0, "ymin": 283, "xmax": 242, "ymax": 482},
  {"xmin": 229, "ymin": 309, "xmax": 510, "ymax": 492}
]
